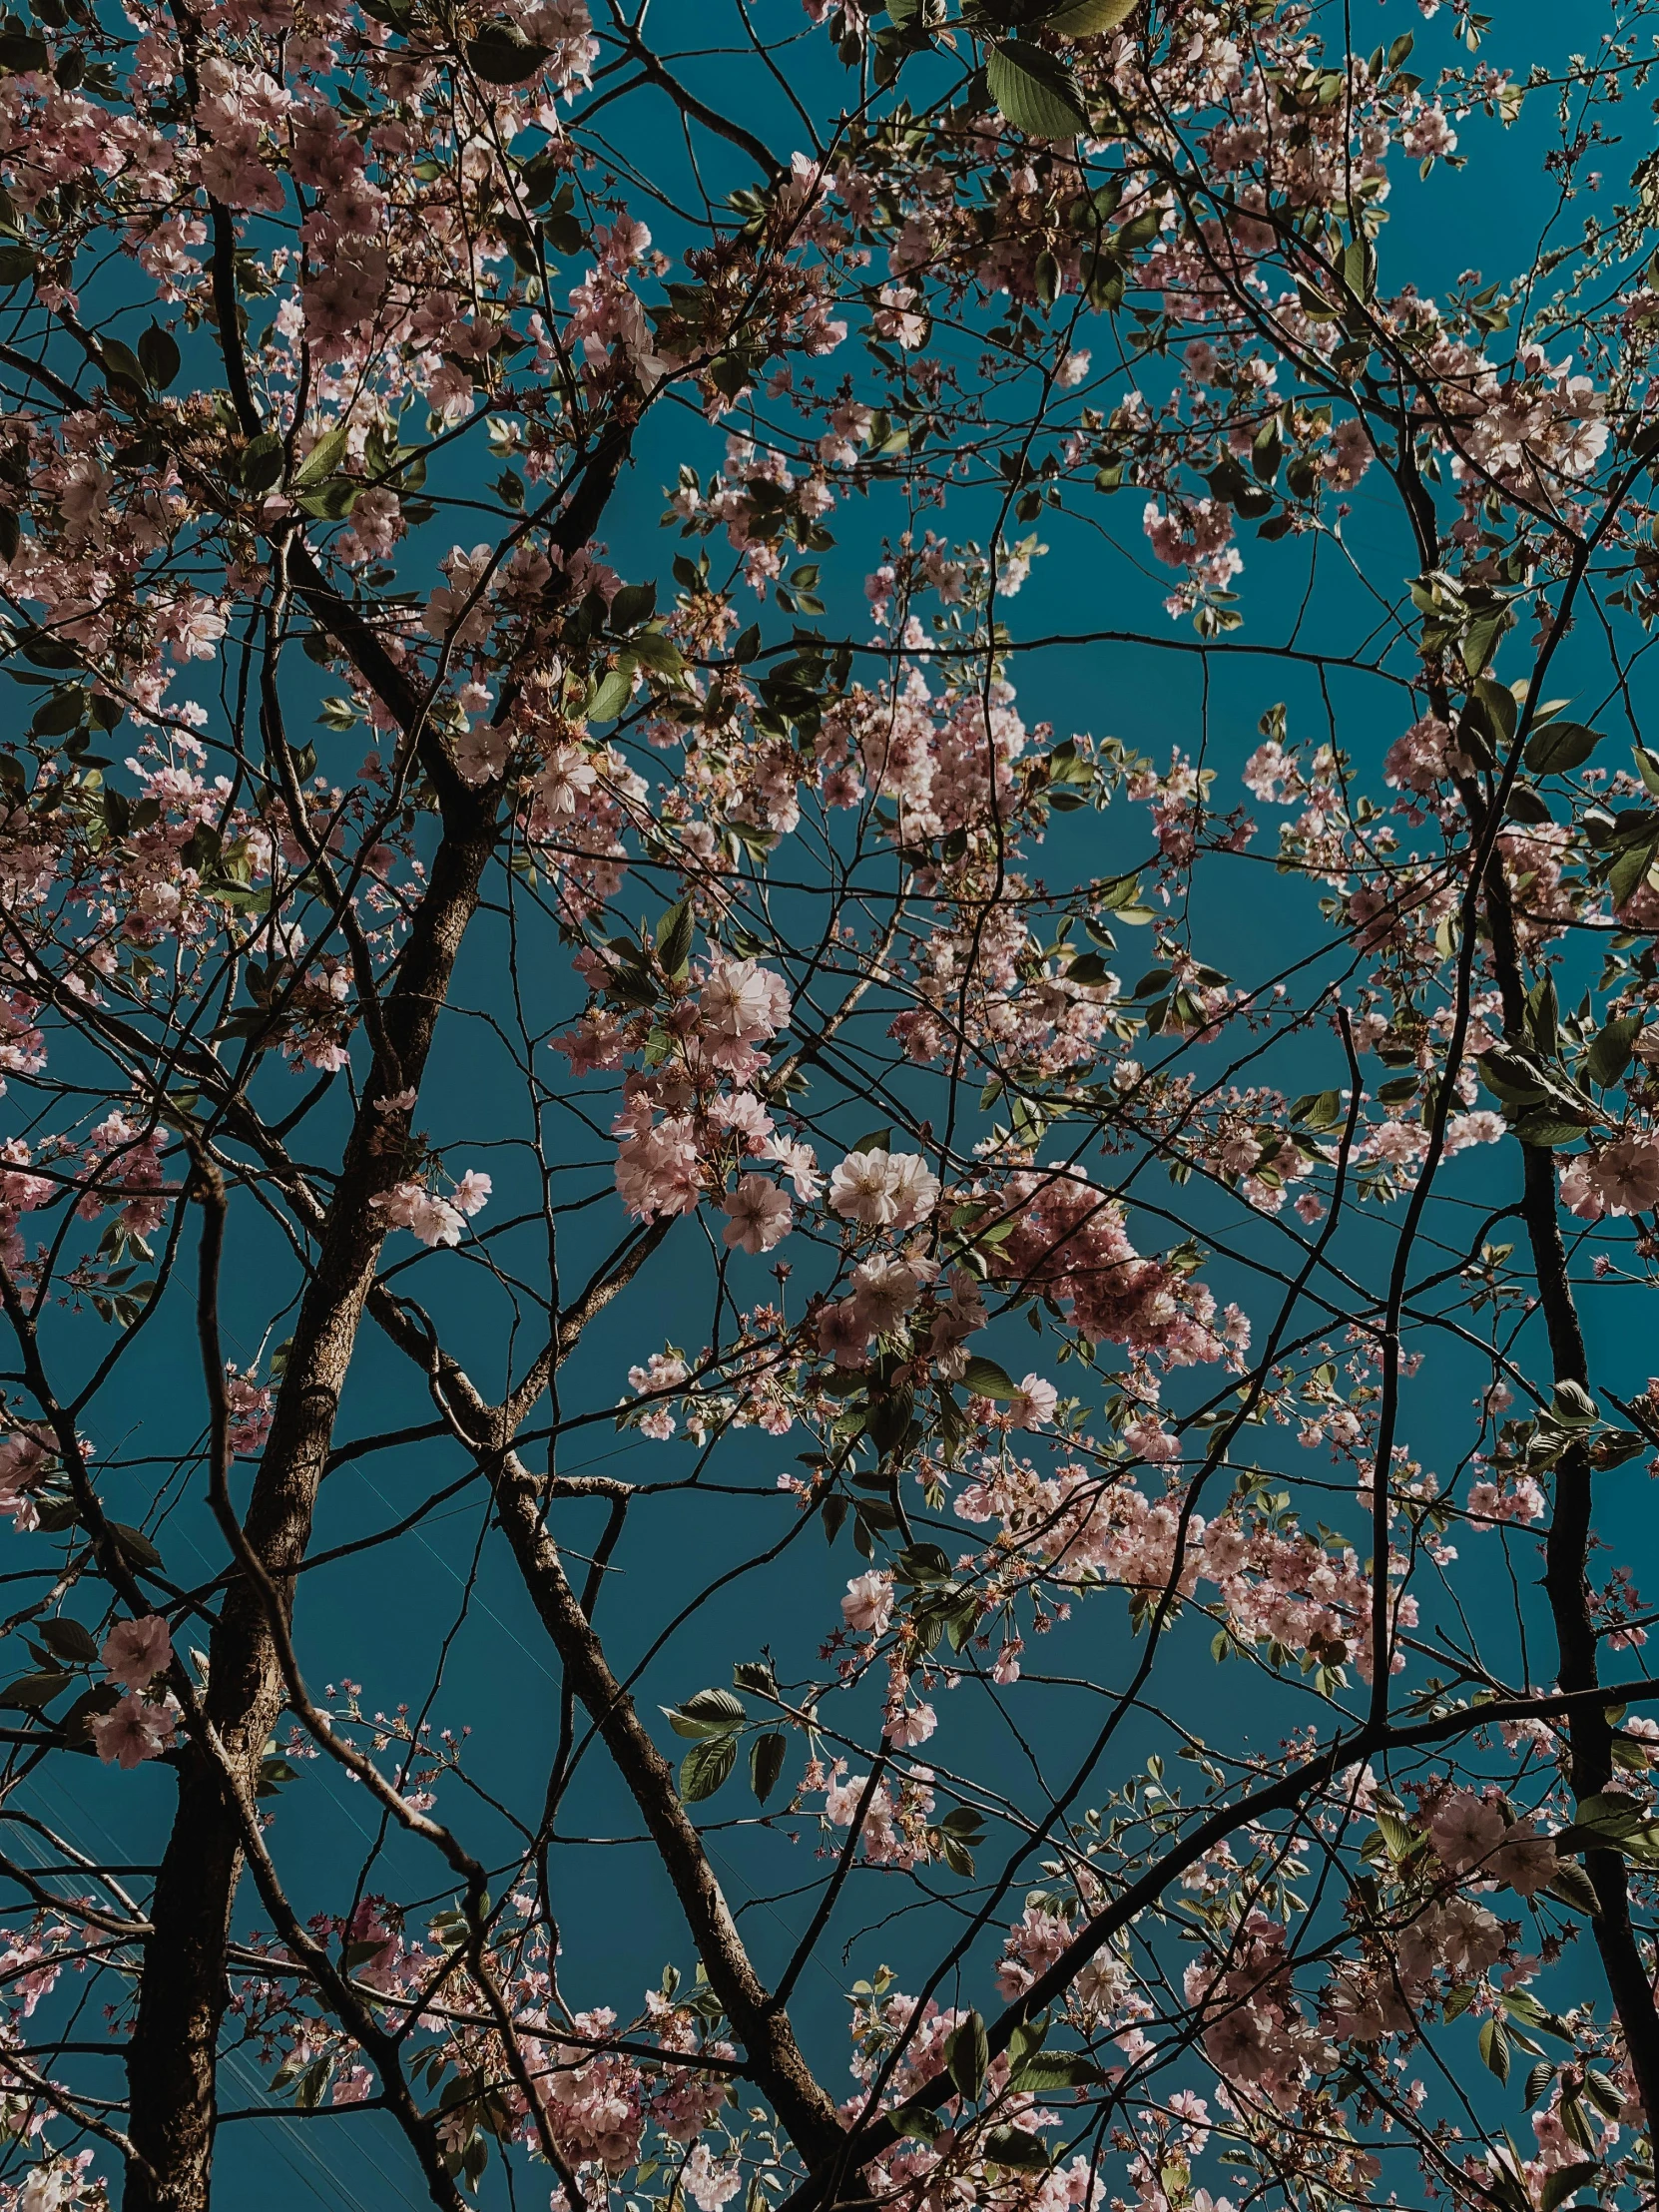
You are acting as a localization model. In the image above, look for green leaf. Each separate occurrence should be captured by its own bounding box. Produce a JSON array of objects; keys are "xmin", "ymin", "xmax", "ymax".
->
[
  {"xmin": 985, "ymin": 40, "xmax": 1088, "ymax": 138},
  {"xmin": 241, "ymin": 432, "xmax": 286, "ymax": 495},
  {"xmin": 0, "ymin": 242, "xmax": 37, "ymax": 287},
  {"xmin": 663, "ymin": 1687, "xmax": 747, "ymax": 1739},
  {"xmin": 292, "ymin": 422, "xmax": 352, "ymax": 490},
  {"xmin": 961, "ymin": 1356, "xmax": 1017, "ymax": 1402},
  {"xmin": 1608, "ymin": 835, "xmax": 1659, "ymax": 913},
  {"xmin": 1524, "ymin": 720, "xmax": 1602, "ymax": 776},
  {"xmin": 851, "ymin": 1128, "xmax": 892, "ymax": 1154},
  {"xmin": 1065, "ymin": 952, "xmax": 1113, "ymax": 986},
  {"xmin": 37, "ymin": 1618, "xmax": 97, "ymax": 1665},
  {"xmin": 465, "ymin": 20, "xmax": 552, "ymax": 81},
  {"xmin": 1006, "ymin": 2015, "xmax": 1047, "ymax": 2078},
  {"xmin": 657, "ymin": 897, "xmax": 694, "ymax": 978},
  {"xmin": 99, "ymin": 339, "xmax": 146, "ymax": 394},
  {"xmin": 679, "ymin": 1735, "xmax": 738, "ymax": 1803},
  {"xmin": 630, "ymin": 630, "xmax": 688, "ymax": 680},
  {"xmin": 0, "ymin": 31, "xmax": 49, "ymax": 73},
  {"xmin": 0, "ymin": 1671, "xmax": 77, "ymax": 1709},
  {"xmin": 1515, "ymin": 1112, "xmax": 1591, "ymax": 1148},
  {"xmin": 586, "ymin": 667, "xmax": 634, "ymax": 723},
  {"xmin": 1539, "ymin": 2164, "xmax": 1600, "ymax": 2212},
  {"xmin": 1046, "ymin": 0, "xmax": 1137, "ymax": 33},
  {"xmin": 1010, "ymin": 2051, "xmax": 1101, "ymax": 2091},
  {"xmin": 110, "ymin": 1521, "xmax": 164, "ymax": 1569},
  {"xmin": 984, "ymin": 2128, "xmax": 1052, "ymax": 2172},
  {"xmin": 609, "ymin": 581, "xmax": 657, "ymax": 632},
  {"xmin": 750, "ymin": 1731, "xmax": 786, "ymax": 1804},
  {"xmin": 138, "ymin": 322, "xmax": 181, "ymax": 389},
  {"xmin": 1478, "ymin": 2015, "xmax": 1510, "ymax": 2083},
  {"xmin": 1586, "ymin": 1013, "xmax": 1641, "ymax": 1089},
  {"xmin": 946, "ymin": 2011, "xmax": 988, "ymax": 2103},
  {"xmin": 1524, "ymin": 972, "xmax": 1558, "ymax": 1060}
]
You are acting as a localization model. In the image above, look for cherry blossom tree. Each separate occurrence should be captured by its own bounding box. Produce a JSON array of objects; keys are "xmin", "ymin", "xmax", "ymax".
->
[{"xmin": 2, "ymin": 1, "xmax": 1659, "ymax": 2211}]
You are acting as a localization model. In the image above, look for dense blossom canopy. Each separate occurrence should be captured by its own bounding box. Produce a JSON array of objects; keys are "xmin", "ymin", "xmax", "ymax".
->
[{"xmin": 1, "ymin": 2, "xmax": 1659, "ymax": 2211}]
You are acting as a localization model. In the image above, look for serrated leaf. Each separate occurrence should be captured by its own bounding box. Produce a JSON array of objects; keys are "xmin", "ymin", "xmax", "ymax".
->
[
  {"xmin": 961, "ymin": 1356, "xmax": 1017, "ymax": 1402},
  {"xmin": 986, "ymin": 40, "xmax": 1088, "ymax": 138},
  {"xmin": 946, "ymin": 2011, "xmax": 988, "ymax": 2102},
  {"xmin": 1046, "ymin": 0, "xmax": 1136, "ymax": 33},
  {"xmin": 1524, "ymin": 720, "xmax": 1602, "ymax": 777},
  {"xmin": 38, "ymin": 1618, "xmax": 97, "ymax": 1664},
  {"xmin": 1539, "ymin": 2163, "xmax": 1600, "ymax": 2212},
  {"xmin": 0, "ymin": 1671, "xmax": 76, "ymax": 1709},
  {"xmin": 630, "ymin": 630, "xmax": 687, "ymax": 680},
  {"xmin": 109, "ymin": 1521, "xmax": 163, "ymax": 1569},
  {"xmin": 750, "ymin": 1731, "xmax": 786, "ymax": 1804},
  {"xmin": 984, "ymin": 2127, "xmax": 1052, "ymax": 2172},
  {"xmin": 1479, "ymin": 2015, "xmax": 1510, "ymax": 2082},
  {"xmin": 1544, "ymin": 1859, "xmax": 1601, "ymax": 1915},
  {"xmin": 657, "ymin": 897, "xmax": 694, "ymax": 978},
  {"xmin": 292, "ymin": 422, "xmax": 351, "ymax": 490},
  {"xmin": 586, "ymin": 667, "xmax": 634, "ymax": 723},
  {"xmin": 1515, "ymin": 1112, "xmax": 1592, "ymax": 1148},
  {"xmin": 1523, "ymin": 2060, "xmax": 1556, "ymax": 2107},
  {"xmin": 664, "ymin": 1687, "xmax": 747, "ymax": 1739},
  {"xmin": 138, "ymin": 323, "xmax": 181, "ymax": 390},
  {"xmin": 465, "ymin": 20, "xmax": 552, "ymax": 81},
  {"xmin": 1586, "ymin": 1012, "xmax": 1641, "ymax": 1089},
  {"xmin": 1010, "ymin": 2051, "xmax": 1101, "ymax": 2091},
  {"xmin": 679, "ymin": 1734, "xmax": 738, "ymax": 1803}
]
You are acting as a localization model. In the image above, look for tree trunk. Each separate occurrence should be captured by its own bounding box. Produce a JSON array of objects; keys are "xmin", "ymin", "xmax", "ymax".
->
[{"xmin": 124, "ymin": 806, "xmax": 495, "ymax": 2209}]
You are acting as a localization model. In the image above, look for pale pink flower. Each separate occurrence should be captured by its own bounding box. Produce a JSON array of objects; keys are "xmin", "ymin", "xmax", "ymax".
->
[
  {"xmin": 1491, "ymin": 1823, "xmax": 1560, "ymax": 1899},
  {"xmin": 102, "ymin": 1614, "xmax": 173, "ymax": 1692},
  {"xmin": 848, "ymin": 1257, "xmax": 920, "ymax": 1338},
  {"xmin": 841, "ymin": 1570, "xmax": 894, "ymax": 1635},
  {"xmin": 90, "ymin": 1693, "xmax": 180, "ymax": 1770},
  {"xmin": 1009, "ymin": 1374, "xmax": 1058, "ymax": 1428},
  {"xmin": 829, "ymin": 1147, "xmax": 940, "ymax": 1228},
  {"xmin": 372, "ymin": 1180, "xmax": 467, "ymax": 1247},
  {"xmin": 1589, "ymin": 1133, "xmax": 1659, "ymax": 1217},
  {"xmin": 451, "ymin": 1171, "xmax": 492, "ymax": 1218},
  {"xmin": 886, "ymin": 1701, "xmax": 937, "ymax": 1748},
  {"xmin": 816, "ymin": 1298, "xmax": 869, "ymax": 1367},
  {"xmin": 763, "ymin": 1135, "xmax": 824, "ymax": 1199},
  {"xmin": 1428, "ymin": 1788, "xmax": 1505, "ymax": 1871},
  {"xmin": 721, "ymin": 1174, "xmax": 792, "ymax": 1255}
]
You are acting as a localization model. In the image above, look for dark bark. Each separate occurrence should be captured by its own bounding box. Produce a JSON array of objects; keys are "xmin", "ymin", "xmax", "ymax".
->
[{"xmin": 123, "ymin": 384, "xmax": 630, "ymax": 2199}]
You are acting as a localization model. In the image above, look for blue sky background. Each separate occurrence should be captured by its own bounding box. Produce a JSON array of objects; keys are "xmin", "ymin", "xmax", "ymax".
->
[{"xmin": 10, "ymin": 1, "xmax": 1659, "ymax": 2203}]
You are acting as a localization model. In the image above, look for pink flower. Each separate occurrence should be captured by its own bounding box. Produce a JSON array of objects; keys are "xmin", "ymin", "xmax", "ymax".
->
[
  {"xmin": 841, "ymin": 1570, "xmax": 893, "ymax": 1635},
  {"xmin": 101, "ymin": 1614, "xmax": 173, "ymax": 1692},
  {"xmin": 828, "ymin": 1147, "xmax": 940, "ymax": 1229},
  {"xmin": 1009, "ymin": 1374, "xmax": 1058, "ymax": 1428},
  {"xmin": 698, "ymin": 959, "xmax": 791, "ymax": 1043},
  {"xmin": 1589, "ymin": 1133, "xmax": 1659, "ymax": 1217},
  {"xmin": 1428, "ymin": 1788, "xmax": 1504, "ymax": 1871},
  {"xmin": 721, "ymin": 1174, "xmax": 792, "ymax": 1255},
  {"xmin": 886, "ymin": 1701, "xmax": 936, "ymax": 1748},
  {"xmin": 848, "ymin": 1257, "xmax": 920, "ymax": 1337},
  {"xmin": 1491, "ymin": 1823, "xmax": 1560, "ymax": 1899},
  {"xmin": 371, "ymin": 1180, "xmax": 467, "ymax": 1247},
  {"xmin": 450, "ymin": 1170, "xmax": 492, "ymax": 1218},
  {"xmin": 816, "ymin": 1298, "xmax": 869, "ymax": 1367},
  {"xmin": 763, "ymin": 1135, "xmax": 824, "ymax": 1199},
  {"xmin": 89, "ymin": 1693, "xmax": 180, "ymax": 1770},
  {"xmin": 615, "ymin": 1116, "xmax": 703, "ymax": 1221}
]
